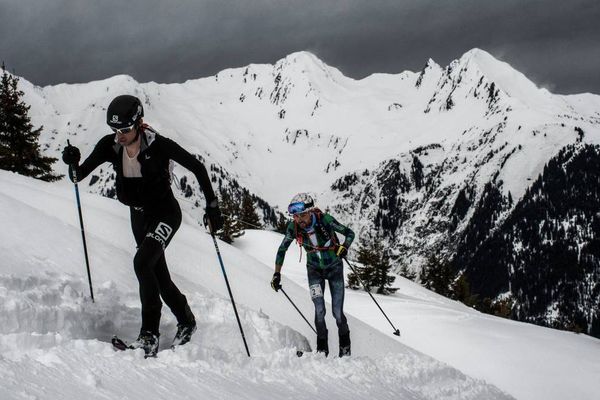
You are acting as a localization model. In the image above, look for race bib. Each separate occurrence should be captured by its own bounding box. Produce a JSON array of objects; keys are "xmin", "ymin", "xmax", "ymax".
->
[{"xmin": 309, "ymin": 283, "xmax": 323, "ymax": 299}]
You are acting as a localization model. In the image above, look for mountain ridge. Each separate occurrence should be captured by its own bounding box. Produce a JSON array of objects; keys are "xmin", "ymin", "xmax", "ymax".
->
[{"xmin": 10, "ymin": 47, "xmax": 600, "ymax": 337}]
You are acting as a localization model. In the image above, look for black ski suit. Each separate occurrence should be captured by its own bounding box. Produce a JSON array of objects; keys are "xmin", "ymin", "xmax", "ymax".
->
[{"xmin": 70, "ymin": 126, "xmax": 216, "ymax": 335}]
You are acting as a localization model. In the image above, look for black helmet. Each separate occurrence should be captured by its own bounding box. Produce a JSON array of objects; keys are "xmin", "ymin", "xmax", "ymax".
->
[{"xmin": 106, "ymin": 95, "xmax": 144, "ymax": 129}]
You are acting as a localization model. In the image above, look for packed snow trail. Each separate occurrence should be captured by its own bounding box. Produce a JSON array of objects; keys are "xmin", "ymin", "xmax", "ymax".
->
[{"xmin": 0, "ymin": 171, "xmax": 513, "ymax": 399}]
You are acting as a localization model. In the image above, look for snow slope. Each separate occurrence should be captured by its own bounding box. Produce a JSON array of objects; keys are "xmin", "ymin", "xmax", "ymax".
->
[
  {"xmin": 237, "ymin": 232, "xmax": 600, "ymax": 400},
  {"xmin": 3, "ymin": 48, "xmax": 600, "ymax": 399},
  {"xmin": 0, "ymin": 170, "xmax": 512, "ymax": 400}
]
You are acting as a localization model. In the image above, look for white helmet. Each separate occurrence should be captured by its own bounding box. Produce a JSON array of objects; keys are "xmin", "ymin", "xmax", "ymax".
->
[{"xmin": 288, "ymin": 193, "xmax": 315, "ymax": 215}]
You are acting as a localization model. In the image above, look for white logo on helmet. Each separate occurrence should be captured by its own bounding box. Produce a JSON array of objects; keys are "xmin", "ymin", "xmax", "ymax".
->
[
  {"xmin": 131, "ymin": 105, "xmax": 142, "ymax": 122},
  {"xmin": 111, "ymin": 115, "xmax": 120, "ymax": 123}
]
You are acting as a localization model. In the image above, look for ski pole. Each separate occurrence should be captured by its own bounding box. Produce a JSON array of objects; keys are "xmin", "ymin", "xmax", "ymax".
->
[
  {"xmin": 343, "ymin": 257, "xmax": 400, "ymax": 336},
  {"xmin": 67, "ymin": 140, "xmax": 94, "ymax": 303},
  {"xmin": 208, "ymin": 227, "xmax": 251, "ymax": 357},
  {"xmin": 280, "ymin": 287, "xmax": 317, "ymax": 334}
]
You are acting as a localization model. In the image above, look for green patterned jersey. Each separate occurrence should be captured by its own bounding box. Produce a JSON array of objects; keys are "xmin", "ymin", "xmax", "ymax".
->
[{"xmin": 276, "ymin": 212, "xmax": 355, "ymax": 269}]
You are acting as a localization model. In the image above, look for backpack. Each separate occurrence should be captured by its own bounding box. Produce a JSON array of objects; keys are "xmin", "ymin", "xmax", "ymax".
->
[{"xmin": 293, "ymin": 208, "xmax": 339, "ymax": 261}]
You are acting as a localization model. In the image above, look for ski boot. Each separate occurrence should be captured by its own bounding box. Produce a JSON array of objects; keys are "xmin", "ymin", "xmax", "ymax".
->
[
  {"xmin": 172, "ymin": 320, "xmax": 197, "ymax": 348},
  {"xmin": 339, "ymin": 332, "xmax": 351, "ymax": 357},
  {"xmin": 130, "ymin": 330, "xmax": 160, "ymax": 358},
  {"xmin": 316, "ymin": 336, "xmax": 329, "ymax": 357}
]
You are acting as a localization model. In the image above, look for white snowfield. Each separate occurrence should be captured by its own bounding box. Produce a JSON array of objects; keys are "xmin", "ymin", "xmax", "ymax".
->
[{"xmin": 1, "ymin": 171, "xmax": 599, "ymax": 400}]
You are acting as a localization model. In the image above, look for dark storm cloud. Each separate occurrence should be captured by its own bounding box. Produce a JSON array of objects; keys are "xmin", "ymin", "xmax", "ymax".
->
[{"xmin": 1, "ymin": 0, "xmax": 599, "ymax": 94}]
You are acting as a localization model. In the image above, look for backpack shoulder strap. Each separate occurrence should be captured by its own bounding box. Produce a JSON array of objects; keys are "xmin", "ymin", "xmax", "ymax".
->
[{"xmin": 314, "ymin": 210, "xmax": 338, "ymax": 243}]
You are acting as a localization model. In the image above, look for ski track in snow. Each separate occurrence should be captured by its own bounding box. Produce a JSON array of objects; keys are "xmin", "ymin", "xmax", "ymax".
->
[{"xmin": 0, "ymin": 171, "xmax": 513, "ymax": 400}]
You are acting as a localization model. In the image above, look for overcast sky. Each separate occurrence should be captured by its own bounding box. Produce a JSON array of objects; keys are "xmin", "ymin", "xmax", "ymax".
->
[{"xmin": 1, "ymin": 0, "xmax": 599, "ymax": 94}]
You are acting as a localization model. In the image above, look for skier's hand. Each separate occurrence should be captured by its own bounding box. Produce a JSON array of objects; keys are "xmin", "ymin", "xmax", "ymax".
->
[
  {"xmin": 271, "ymin": 272, "xmax": 281, "ymax": 292},
  {"xmin": 62, "ymin": 145, "xmax": 80, "ymax": 165},
  {"xmin": 334, "ymin": 244, "xmax": 348, "ymax": 258},
  {"xmin": 204, "ymin": 200, "xmax": 224, "ymax": 233}
]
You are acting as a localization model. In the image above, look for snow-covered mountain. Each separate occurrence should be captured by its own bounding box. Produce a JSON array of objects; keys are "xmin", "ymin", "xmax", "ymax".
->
[
  {"xmin": 2, "ymin": 170, "xmax": 600, "ymax": 400},
  {"xmin": 27, "ymin": 49, "xmax": 597, "ymax": 206},
  {"xmin": 15, "ymin": 48, "xmax": 600, "ymax": 337}
]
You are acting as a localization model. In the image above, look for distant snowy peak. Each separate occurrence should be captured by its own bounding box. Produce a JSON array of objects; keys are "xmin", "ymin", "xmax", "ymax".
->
[
  {"xmin": 268, "ymin": 51, "xmax": 350, "ymax": 109},
  {"xmin": 415, "ymin": 58, "xmax": 444, "ymax": 89},
  {"xmin": 412, "ymin": 48, "xmax": 560, "ymax": 114},
  {"xmin": 458, "ymin": 49, "xmax": 556, "ymax": 108},
  {"xmin": 211, "ymin": 51, "xmax": 338, "ymax": 112},
  {"xmin": 461, "ymin": 49, "xmax": 540, "ymax": 93},
  {"xmin": 261, "ymin": 48, "xmax": 553, "ymax": 119},
  {"xmin": 275, "ymin": 51, "xmax": 345, "ymax": 81}
]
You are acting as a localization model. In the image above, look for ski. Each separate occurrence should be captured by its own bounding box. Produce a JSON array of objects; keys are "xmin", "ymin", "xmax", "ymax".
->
[
  {"xmin": 111, "ymin": 335, "xmax": 157, "ymax": 358},
  {"xmin": 111, "ymin": 335, "xmax": 131, "ymax": 351}
]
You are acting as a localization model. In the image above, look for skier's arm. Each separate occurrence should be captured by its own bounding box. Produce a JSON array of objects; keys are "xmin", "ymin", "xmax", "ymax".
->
[
  {"xmin": 272, "ymin": 223, "xmax": 294, "ymax": 291},
  {"xmin": 163, "ymin": 137, "xmax": 216, "ymax": 205},
  {"xmin": 67, "ymin": 135, "xmax": 113, "ymax": 182},
  {"xmin": 328, "ymin": 214, "xmax": 355, "ymax": 248}
]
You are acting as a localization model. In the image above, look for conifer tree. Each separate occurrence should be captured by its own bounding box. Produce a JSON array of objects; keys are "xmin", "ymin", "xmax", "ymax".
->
[
  {"xmin": 420, "ymin": 253, "xmax": 454, "ymax": 297},
  {"xmin": 398, "ymin": 260, "xmax": 417, "ymax": 281},
  {"xmin": 0, "ymin": 64, "xmax": 61, "ymax": 181},
  {"xmin": 217, "ymin": 188, "xmax": 244, "ymax": 243},
  {"xmin": 239, "ymin": 190, "xmax": 262, "ymax": 229},
  {"xmin": 451, "ymin": 274, "xmax": 478, "ymax": 307},
  {"xmin": 354, "ymin": 242, "xmax": 378, "ymax": 290},
  {"xmin": 347, "ymin": 238, "xmax": 398, "ymax": 294},
  {"xmin": 275, "ymin": 213, "xmax": 289, "ymax": 234},
  {"xmin": 369, "ymin": 242, "xmax": 398, "ymax": 294},
  {"xmin": 346, "ymin": 254, "xmax": 367, "ymax": 290}
]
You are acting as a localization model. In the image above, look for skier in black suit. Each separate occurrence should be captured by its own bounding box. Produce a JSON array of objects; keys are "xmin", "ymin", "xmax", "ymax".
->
[{"xmin": 62, "ymin": 95, "xmax": 223, "ymax": 357}]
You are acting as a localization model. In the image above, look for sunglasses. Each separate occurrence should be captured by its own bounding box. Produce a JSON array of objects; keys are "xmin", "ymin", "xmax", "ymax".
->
[
  {"xmin": 111, "ymin": 124, "xmax": 135, "ymax": 135},
  {"xmin": 288, "ymin": 201, "xmax": 313, "ymax": 215}
]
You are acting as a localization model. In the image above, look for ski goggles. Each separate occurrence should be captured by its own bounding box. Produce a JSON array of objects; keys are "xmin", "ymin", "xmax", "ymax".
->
[
  {"xmin": 288, "ymin": 201, "xmax": 313, "ymax": 215},
  {"xmin": 111, "ymin": 124, "xmax": 136, "ymax": 135}
]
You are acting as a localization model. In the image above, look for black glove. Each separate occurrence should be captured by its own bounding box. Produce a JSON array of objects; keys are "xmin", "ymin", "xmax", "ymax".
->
[
  {"xmin": 203, "ymin": 200, "xmax": 224, "ymax": 233},
  {"xmin": 271, "ymin": 272, "xmax": 281, "ymax": 292},
  {"xmin": 62, "ymin": 145, "xmax": 81, "ymax": 165},
  {"xmin": 334, "ymin": 244, "xmax": 348, "ymax": 258}
]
